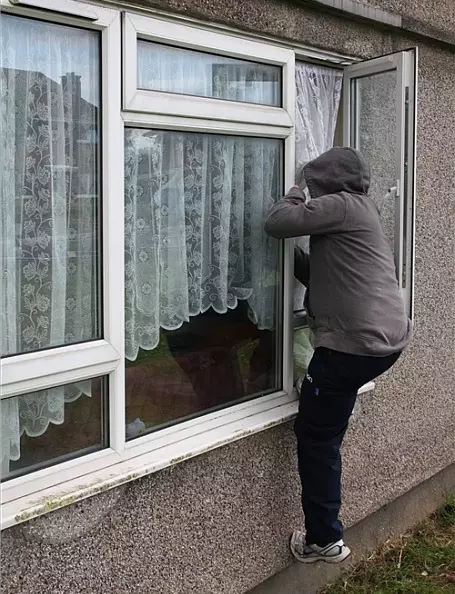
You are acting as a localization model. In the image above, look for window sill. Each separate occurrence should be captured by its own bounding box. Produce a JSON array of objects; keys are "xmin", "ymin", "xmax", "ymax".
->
[
  {"xmin": 1, "ymin": 391, "xmax": 295, "ymax": 529},
  {"xmin": 1, "ymin": 382, "xmax": 375, "ymax": 530}
]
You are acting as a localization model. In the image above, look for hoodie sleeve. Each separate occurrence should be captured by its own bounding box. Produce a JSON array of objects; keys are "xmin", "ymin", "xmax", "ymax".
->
[
  {"xmin": 294, "ymin": 245, "xmax": 310, "ymax": 287},
  {"xmin": 264, "ymin": 187, "xmax": 347, "ymax": 238}
]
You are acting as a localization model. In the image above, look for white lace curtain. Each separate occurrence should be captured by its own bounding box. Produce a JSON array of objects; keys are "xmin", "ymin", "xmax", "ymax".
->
[
  {"xmin": 293, "ymin": 62, "xmax": 343, "ymax": 310},
  {"xmin": 1, "ymin": 17, "xmax": 99, "ymax": 467},
  {"xmin": 124, "ymin": 130, "xmax": 281, "ymax": 361}
]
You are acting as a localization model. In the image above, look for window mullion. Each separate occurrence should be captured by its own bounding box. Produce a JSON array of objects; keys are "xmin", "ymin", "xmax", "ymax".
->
[
  {"xmin": 282, "ymin": 132, "xmax": 296, "ymax": 396},
  {"xmin": 100, "ymin": 12, "xmax": 126, "ymax": 454}
]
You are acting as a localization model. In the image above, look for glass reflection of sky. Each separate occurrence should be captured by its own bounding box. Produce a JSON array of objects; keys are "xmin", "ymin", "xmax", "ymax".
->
[{"xmin": 1, "ymin": 14, "xmax": 99, "ymax": 105}]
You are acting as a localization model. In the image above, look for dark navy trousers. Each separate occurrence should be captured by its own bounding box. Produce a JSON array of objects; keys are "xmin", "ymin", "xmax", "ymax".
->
[{"xmin": 294, "ymin": 347, "xmax": 400, "ymax": 546}]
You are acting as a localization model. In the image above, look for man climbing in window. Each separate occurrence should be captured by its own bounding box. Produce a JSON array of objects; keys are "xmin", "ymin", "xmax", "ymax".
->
[{"xmin": 265, "ymin": 147, "xmax": 413, "ymax": 563}]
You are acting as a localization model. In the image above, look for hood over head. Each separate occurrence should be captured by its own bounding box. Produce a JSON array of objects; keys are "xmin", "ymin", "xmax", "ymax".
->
[{"xmin": 303, "ymin": 147, "xmax": 371, "ymax": 199}]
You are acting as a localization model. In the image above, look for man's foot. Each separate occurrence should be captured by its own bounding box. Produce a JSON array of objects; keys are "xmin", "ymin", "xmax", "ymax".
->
[{"xmin": 290, "ymin": 531, "xmax": 351, "ymax": 564}]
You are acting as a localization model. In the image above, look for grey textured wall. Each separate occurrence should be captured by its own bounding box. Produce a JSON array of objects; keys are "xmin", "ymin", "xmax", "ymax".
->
[
  {"xmin": 368, "ymin": 0, "xmax": 455, "ymax": 37},
  {"xmin": 2, "ymin": 2, "xmax": 455, "ymax": 593}
]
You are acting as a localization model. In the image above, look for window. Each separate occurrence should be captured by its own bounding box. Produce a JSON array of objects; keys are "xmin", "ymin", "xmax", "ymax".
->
[
  {"xmin": 343, "ymin": 50, "xmax": 417, "ymax": 318},
  {"xmin": 124, "ymin": 129, "xmax": 283, "ymax": 434},
  {"xmin": 0, "ymin": 12, "xmax": 110, "ymax": 481},
  {"xmin": 136, "ymin": 41, "xmax": 282, "ymax": 106},
  {"xmin": 1, "ymin": 14, "xmax": 102, "ymax": 357},
  {"xmin": 121, "ymin": 13, "xmax": 294, "ymax": 438},
  {"xmin": 292, "ymin": 52, "xmax": 417, "ymax": 381},
  {"xmin": 292, "ymin": 61, "xmax": 343, "ymax": 379},
  {"xmin": 2, "ymin": 377, "xmax": 108, "ymax": 481},
  {"xmin": 1, "ymin": 0, "xmax": 122, "ymax": 525},
  {"xmin": 1, "ymin": 1, "xmax": 296, "ymax": 528},
  {"xmin": 0, "ymin": 0, "xmax": 417, "ymax": 529},
  {"xmin": 293, "ymin": 60, "xmax": 343, "ymax": 319},
  {"xmin": 122, "ymin": 13, "xmax": 294, "ymax": 126}
]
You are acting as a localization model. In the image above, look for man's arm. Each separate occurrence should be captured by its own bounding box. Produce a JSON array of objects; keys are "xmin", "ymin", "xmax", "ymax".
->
[
  {"xmin": 294, "ymin": 245, "xmax": 310, "ymax": 287},
  {"xmin": 264, "ymin": 186, "xmax": 347, "ymax": 238}
]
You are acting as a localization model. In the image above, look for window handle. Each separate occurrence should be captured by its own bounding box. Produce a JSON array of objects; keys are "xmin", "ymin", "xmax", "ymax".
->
[{"xmin": 393, "ymin": 181, "xmax": 405, "ymax": 289}]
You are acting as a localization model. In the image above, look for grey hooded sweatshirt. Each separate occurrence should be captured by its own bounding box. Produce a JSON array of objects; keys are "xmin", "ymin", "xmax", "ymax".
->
[{"xmin": 264, "ymin": 147, "xmax": 413, "ymax": 357}]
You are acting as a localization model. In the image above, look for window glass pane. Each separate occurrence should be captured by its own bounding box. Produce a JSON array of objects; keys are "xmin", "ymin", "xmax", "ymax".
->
[
  {"xmin": 124, "ymin": 129, "xmax": 283, "ymax": 437},
  {"xmin": 354, "ymin": 70, "xmax": 398, "ymax": 253},
  {"xmin": 293, "ymin": 62, "xmax": 343, "ymax": 314},
  {"xmin": 1, "ymin": 377, "xmax": 108, "ymax": 481},
  {"xmin": 137, "ymin": 40, "xmax": 282, "ymax": 107},
  {"xmin": 1, "ymin": 15, "xmax": 102, "ymax": 357},
  {"xmin": 291, "ymin": 62, "xmax": 343, "ymax": 381}
]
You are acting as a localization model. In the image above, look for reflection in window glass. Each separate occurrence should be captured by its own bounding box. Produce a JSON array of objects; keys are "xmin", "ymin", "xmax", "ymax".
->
[
  {"xmin": 137, "ymin": 40, "xmax": 282, "ymax": 107},
  {"xmin": 1, "ymin": 377, "xmax": 108, "ymax": 481},
  {"xmin": 124, "ymin": 130, "xmax": 283, "ymax": 437},
  {"xmin": 0, "ymin": 15, "xmax": 102, "ymax": 357},
  {"xmin": 355, "ymin": 70, "xmax": 398, "ymax": 253}
]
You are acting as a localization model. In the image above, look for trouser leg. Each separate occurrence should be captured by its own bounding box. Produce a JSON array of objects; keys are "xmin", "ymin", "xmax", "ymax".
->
[{"xmin": 294, "ymin": 348, "xmax": 401, "ymax": 546}]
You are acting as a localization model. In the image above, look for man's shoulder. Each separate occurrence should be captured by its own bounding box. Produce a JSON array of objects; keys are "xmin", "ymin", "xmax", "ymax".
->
[{"xmin": 342, "ymin": 192, "xmax": 380, "ymax": 224}]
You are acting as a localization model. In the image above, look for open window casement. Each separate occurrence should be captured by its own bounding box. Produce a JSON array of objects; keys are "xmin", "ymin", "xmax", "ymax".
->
[
  {"xmin": 292, "ymin": 50, "xmax": 416, "ymax": 387},
  {"xmin": 343, "ymin": 49, "xmax": 417, "ymax": 319}
]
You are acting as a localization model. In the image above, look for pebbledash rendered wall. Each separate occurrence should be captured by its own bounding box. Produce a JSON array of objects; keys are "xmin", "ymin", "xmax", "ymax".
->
[{"xmin": 2, "ymin": 1, "xmax": 455, "ymax": 593}]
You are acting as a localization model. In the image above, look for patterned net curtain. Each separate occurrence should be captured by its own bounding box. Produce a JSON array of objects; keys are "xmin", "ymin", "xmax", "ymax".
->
[
  {"xmin": 124, "ymin": 131, "xmax": 281, "ymax": 361},
  {"xmin": 293, "ymin": 62, "xmax": 343, "ymax": 311}
]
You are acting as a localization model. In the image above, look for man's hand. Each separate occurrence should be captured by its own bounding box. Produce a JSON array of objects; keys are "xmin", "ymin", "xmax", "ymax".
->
[{"xmin": 294, "ymin": 245, "xmax": 310, "ymax": 287}]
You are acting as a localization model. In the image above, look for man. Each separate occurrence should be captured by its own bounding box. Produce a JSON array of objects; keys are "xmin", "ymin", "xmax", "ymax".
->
[{"xmin": 264, "ymin": 147, "xmax": 413, "ymax": 563}]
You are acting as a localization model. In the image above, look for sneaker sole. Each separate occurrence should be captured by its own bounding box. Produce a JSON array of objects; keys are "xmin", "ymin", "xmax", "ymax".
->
[{"xmin": 290, "ymin": 534, "xmax": 352, "ymax": 564}]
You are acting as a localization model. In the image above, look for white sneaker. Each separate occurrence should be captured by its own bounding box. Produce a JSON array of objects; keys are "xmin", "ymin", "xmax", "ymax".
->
[{"xmin": 290, "ymin": 530, "xmax": 351, "ymax": 564}]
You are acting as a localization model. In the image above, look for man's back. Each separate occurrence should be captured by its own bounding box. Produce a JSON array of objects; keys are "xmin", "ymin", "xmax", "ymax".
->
[
  {"xmin": 264, "ymin": 146, "xmax": 413, "ymax": 356},
  {"xmin": 307, "ymin": 189, "xmax": 412, "ymax": 356}
]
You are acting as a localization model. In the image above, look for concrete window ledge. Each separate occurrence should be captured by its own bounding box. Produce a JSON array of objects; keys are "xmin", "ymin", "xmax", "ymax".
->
[
  {"xmin": 300, "ymin": 0, "xmax": 401, "ymax": 28},
  {"xmin": 297, "ymin": 0, "xmax": 455, "ymax": 48}
]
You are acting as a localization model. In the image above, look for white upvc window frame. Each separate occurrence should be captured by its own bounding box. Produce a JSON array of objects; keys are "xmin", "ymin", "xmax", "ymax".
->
[
  {"xmin": 0, "ymin": 0, "xmax": 298, "ymax": 530},
  {"xmin": 122, "ymin": 12, "xmax": 295, "ymax": 128},
  {"xmin": 121, "ymin": 11, "xmax": 298, "ymax": 439},
  {"xmin": 0, "ymin": 0, "xmax": 126, "ymax": 522}
]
